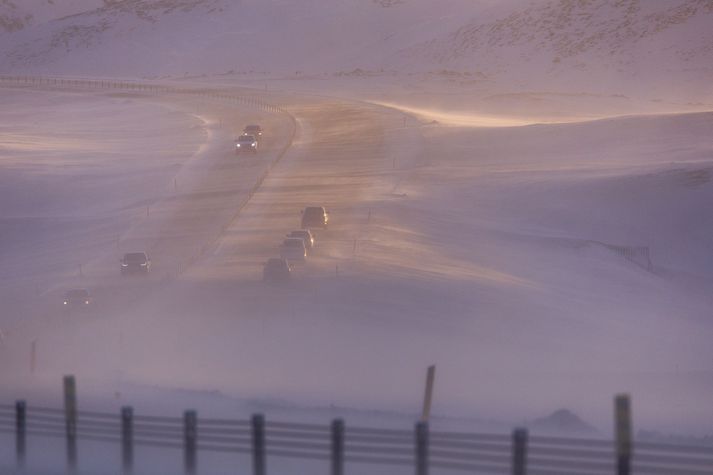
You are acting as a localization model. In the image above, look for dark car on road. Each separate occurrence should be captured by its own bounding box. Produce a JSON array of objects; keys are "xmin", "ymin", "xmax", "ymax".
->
[
  {"xmin": 263, "ymin": 258, "xmax": 291, "ymax": 283},
  {"xmin": 301, "ymin": 206, "xmax": 329, "ymax": 229},
  {"xmin": 243, "ymin": 124, "xmax": 262, "ymax": 138},
  {"xmin": 120, "ymin": 252, "xmax": 151, "ymax": 275},
  {"xmin": 63, "ymin": 289, "xmax": 91, "ymax": 307},
  {"xmin": 235, "ymin": 134, "xmax": 258, "ymax": 153}
]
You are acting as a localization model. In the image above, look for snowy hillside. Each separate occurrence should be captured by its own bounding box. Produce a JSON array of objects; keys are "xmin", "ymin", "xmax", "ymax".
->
[
  {"xmin": 0, "ymin": 0, "xmax": 103, "ymax": 33},
  {"xmin": 1, "ymin": 0, "xmax": 711, "ymax": 100},
  {"xmin": 397, "ymin": 0, "xmax": 713, "ymax": 95}
]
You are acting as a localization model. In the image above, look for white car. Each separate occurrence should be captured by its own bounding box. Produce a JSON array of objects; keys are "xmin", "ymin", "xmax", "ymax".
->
[
  {"xmin": 286, "ymin": 229, "xmax": 314, "ymax": 252},
  {"xmin": 280, "ymin": 238, "xmax": 307, "ymax": 262}
]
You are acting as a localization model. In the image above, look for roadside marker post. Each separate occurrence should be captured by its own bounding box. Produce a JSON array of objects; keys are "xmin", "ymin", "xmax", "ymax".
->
[
  {"xmin": 512, "ymin": 428, "xmax": 528, "ymax": 475},
  {"xmin": 15, "ymin": 400, "xmax": 26, "ymax": 468},
  {"xmin": 184, "ymin": 410, "xmax": 197, "ymax": 475},
  {"xmin": 415, "ymin": 421, "xmax": 429, "ymax": 475},
  {"xmin": 30, "ymin": 340, "xmax": 37, "ymax": 374},
  {"xmin": 615, "ymin": 394, "xmax": 632, "ymax": 475},
  {"xmin": 252, "ymin": 413, "xmax": 266, "ymax": 475},
  {"xmin": 331, "ymin": 419, "xmax": 345, "ymax": 475},
  {"xmin": 121, "ymin": 406, "xmax": 133, "ymax": 474},
  {"xmin": 63, "ymin": 375, "xmax": 78, "ymax": 473}
]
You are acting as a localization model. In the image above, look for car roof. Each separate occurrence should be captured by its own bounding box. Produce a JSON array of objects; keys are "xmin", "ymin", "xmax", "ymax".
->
[{"xmin": 124, "ymin": 252, "xmax": 147, "ymax": 258}]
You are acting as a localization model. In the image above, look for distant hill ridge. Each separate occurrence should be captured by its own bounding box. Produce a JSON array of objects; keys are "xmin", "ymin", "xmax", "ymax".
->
[{"xmin": 0, "ymin": 0, "xmax": 710, "ymax": 97}]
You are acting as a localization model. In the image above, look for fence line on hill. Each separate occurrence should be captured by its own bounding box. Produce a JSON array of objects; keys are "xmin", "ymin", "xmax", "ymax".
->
[
  {"xmin": 0, "ymin": 75, "xmax": 285, "ymax": 114},
  {"xmin": 1, "ymin": 376, "xmax": 712, "ymax": 474}
]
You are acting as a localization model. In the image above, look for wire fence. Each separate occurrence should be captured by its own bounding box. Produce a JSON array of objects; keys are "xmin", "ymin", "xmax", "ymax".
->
[
  {"xmin": 0, "ymin": 75, "xmax": 285, "ymax": 114},
  {"xmin": 1, "ymin": 383, "xmax": 712, "ymax": 475}
]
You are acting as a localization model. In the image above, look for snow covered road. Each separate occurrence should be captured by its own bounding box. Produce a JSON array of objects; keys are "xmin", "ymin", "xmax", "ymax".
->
[{"xmin": 1, "ymin": 83, "xmax": 713, "ymax": 446}]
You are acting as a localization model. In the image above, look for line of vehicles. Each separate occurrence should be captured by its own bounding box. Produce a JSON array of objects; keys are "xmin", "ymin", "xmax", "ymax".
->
[
  {"xmin": 62, "ymin": 124, "xmax": 266, "ymax": 310},
  {"xmin": 60, "ymin": 123, "xmax": 329, "ymax": 306},
  {"xmin": 262, "ymin": 206, "xmax": 329, "ymax": 283}
]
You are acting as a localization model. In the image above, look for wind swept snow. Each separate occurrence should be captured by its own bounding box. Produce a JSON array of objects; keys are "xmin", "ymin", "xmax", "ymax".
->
[{"xmin": 1, "ymin": 3, "xmax": 713, "ymax": 473}]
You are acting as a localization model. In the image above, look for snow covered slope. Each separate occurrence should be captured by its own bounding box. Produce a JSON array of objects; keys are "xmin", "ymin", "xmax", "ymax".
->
[
  {"xmin": 1, "ymin": 0, "xmax": 711, "ymax": 101},
  {"xmin": 0, "ymin": 0, "xmax": 103, "ymax": 33},
  {"xmin": 397, "ymin": 0, "xmax": 713, "ymax": 96}
]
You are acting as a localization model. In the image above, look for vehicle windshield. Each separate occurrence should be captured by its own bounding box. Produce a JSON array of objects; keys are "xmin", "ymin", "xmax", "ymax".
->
[
  {"xmin": 266, "ymin": 259, "xmax": 286, "ymax": 268},
  {"xmin": 124, "ymin": 253, "xmax": 147, "ymax": 263},
  {"xmin": 238, "ymin": 135, "xmax": 255, "ymax": 142},
  {"xmin": 284, "ymin": 239, "xmax": 303, "ymax": 247},
  {"xmin": 304, "ymin": 208, "xmax": 324, "ymax": 217},
  {"xmin": 245, "ymin": 126, "xmax": 260, "ymax": 132}
]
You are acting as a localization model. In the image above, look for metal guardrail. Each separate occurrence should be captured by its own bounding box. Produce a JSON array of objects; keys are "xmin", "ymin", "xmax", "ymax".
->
[{"xmin": 1, "ymin": 379, "xmax": 712, "ymax": 475}]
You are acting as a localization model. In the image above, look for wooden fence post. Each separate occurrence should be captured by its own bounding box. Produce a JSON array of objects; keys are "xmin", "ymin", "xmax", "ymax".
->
[
  {"xmin": 63, "ymin": 375, "xmax": 78, "ymax": 473},
  {"xmin": 251, "ymin": 413, "xmax": 266, "ymax": 475},
  {"xmin": 415, "ymin": 421, "xmax": 428, "ymax": 475},
  {"xmin": 121, "ymin": 406, "xmax": 133, "ymax": 474},
  {"xmin": 184, "ymin": 410, "xmax": 197, "ymax": 475},
  {"xmin": 15, "ymin": 400, "xmax": 26, "ymax": 468},
  {"xmin": 512, "ymin": 428, "xmax": 528, "ymax": 475},
  {"xmin": 615, "ymin": 394, "xmax": 632, "ymax": 475},
  {"xmin": 30, "ymin": 340, "xmax": 36, "ymax": 374},
  {"xmin": 331, "ymin": 419, "xmax": 344, "ymax": 475}
]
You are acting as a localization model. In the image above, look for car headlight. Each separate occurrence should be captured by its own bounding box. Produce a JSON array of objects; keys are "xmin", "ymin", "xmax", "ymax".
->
[
  {"xmin": 63, "ymin": 301, "xmax": 68, "ymax": 305},
  {"xmin": 140, "ymin": 262, "xmax": 147, "ymax": 266},
  {"xmin": 85, "ymin": 300, "xmax": 90, "ymax": 305},
  {"xmin": 236, "ymin": 143, "xmax": 241, "ymax": 147},
  {"xmin": 122, "ymin": 263, "xmax": 128, "ymax": 267}
]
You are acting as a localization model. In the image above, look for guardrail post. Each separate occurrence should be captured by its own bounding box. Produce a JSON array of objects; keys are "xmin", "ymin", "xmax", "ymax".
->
[
  {"xmin": 331, "ymin": 419, "xmax": 344, "ymax": 475},
  {"xmin": 615, "ymin": 394, "xmax": 632, "ymax": 475},
  {"xmin": 15, "ymin": 400, "xmax": 26, "ymax": 468},
  {"xmin": 121, "ymin": 406, "xmax": 133, "ymax": 474},
  {"xmin": 63, "ymin": 375, "xmax": 78, "ymax": 473},
  {"xmin": 251, "ymin": 413, "xmax": 266, "ymax": 475},
  {"xmin": 184, "ymin": 410, "xmax": 197, "ymax": 475},
  {"xmin": 512, "ymin": 428, "xmax": 528, "ymax": 475},
  {"xmin": 415, "ymin": 421, "xmax": 428, "ymax": 475}
]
